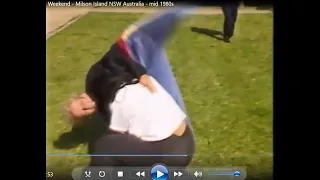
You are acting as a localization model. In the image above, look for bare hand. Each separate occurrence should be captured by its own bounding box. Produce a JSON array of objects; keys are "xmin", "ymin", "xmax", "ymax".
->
[
  {"xmin": 66, "ymin": 93, "xmax": 96, "ymax": 120},
  {"xmin": 139, "ymin": 74, "xmax": 156, "ymax": 93}
]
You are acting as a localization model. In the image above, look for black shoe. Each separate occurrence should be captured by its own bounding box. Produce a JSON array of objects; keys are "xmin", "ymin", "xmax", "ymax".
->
[{"xmin": 223, "ymin": 36, "xmax": 231, "ymax": 43}]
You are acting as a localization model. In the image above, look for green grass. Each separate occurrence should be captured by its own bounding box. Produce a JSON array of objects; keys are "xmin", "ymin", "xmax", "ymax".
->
[{"xmin": 46, "ymin": 13, "xmax": 273, "ymax": 179}]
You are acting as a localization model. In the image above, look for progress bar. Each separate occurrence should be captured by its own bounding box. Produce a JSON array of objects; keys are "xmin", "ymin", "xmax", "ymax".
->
[{"xmin": 46, "ymin": 154, "xmax": 188, "ymax": 157}]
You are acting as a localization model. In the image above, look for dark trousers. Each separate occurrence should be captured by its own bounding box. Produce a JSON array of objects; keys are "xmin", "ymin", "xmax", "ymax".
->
[
  {"xmin": 89, "ymin": 126, "xmax": 195, "ymax": 166},
  {"xmin": 222, "ymin": 4, "xmax": 239, "ymax": 38}
]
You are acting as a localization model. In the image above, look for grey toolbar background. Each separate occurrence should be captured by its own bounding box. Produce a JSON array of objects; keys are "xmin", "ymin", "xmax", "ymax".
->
[{"xmin": 71, "ymin": 166, "xmax": 247, "ymax": 180}]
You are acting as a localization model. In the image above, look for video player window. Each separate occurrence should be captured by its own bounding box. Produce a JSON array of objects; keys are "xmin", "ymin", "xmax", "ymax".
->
[{"xmin": 46, "ymin": 3, "xmax": 272, "ymax": 180}]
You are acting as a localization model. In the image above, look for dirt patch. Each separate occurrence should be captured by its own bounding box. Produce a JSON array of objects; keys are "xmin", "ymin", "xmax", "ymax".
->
[{"xmin": 46, "ymin": 7, "xmax": 91, "ymax": 38}]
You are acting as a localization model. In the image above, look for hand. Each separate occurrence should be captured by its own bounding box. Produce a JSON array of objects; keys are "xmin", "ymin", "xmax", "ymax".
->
[
  {"xmin": 139, "ymin": 74, "xmax": 156, "ymax": 93},
  {"xmin": 66, "ymin": 93, "xmax": 96, "ymax": 120}
]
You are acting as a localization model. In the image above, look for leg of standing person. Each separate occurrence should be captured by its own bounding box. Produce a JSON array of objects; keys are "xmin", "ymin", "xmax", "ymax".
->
[
  {"xmin": 229, "ymin": 5, "xmax": 239, "ymax": 38},
  {"xmin": 222, "ymin": 5, "xmax": 233, "ymax": 43}
]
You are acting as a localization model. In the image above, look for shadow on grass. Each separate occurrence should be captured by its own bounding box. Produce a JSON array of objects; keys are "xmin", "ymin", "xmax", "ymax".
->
[
  {"xmin": 190, "ymin": 27, "xmax": 224, "ymax": 42},
  {"xmin": 53, "ymin": 113, "xmax": 108, "ymax": 154}
]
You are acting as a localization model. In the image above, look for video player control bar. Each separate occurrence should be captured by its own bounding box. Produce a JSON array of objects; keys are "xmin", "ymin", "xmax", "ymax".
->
[{"xmin": 72, "ymin": 165, "xmax": 247, "ymax": 180}]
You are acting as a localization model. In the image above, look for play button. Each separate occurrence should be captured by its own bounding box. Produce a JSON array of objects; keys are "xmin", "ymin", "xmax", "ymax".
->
[
  {"xmin": 150, "ymin": 165, "xmax": 168, "ymax": 180},
  {"xmin": 157, "ymin": 170, "xmax": 164, "ymax": 178}
]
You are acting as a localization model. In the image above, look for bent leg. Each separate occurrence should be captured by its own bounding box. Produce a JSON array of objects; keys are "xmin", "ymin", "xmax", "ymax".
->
[
  {"xmin": 90, "ymin": 130, "xmax": 195, "ymax": 167},
  {"xmin": 90, "ymin": 133, "xmax": 162, "ymax": 166},
  {"xmin": 133, "ymin": 7, "xmax": 195, "ymax": 46},
  {"xmin": 120, "ymin": 7, "xmax": 196, "ymax": 127},
  {"xmin": 147, "ymin": 50, "xmax": 187, "ymax": 112},
  {"xmin": 122, "ymin": 6, "xmax": 194, "ymax": 68}
]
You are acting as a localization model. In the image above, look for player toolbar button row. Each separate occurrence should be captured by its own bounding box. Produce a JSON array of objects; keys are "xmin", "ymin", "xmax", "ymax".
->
[{"xmin": 71, "ymin": 165, "xmax": 247, "ymax": 180}]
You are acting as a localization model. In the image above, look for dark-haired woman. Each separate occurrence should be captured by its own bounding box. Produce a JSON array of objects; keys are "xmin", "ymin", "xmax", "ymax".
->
[{"xmin": 66, "ymin": 7, "xmax": 196, "ymax": 166}]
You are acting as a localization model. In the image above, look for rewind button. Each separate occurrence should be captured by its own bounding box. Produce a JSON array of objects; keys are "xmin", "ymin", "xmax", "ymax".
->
[
  {"xmin": 136, "ymin": 171, "xmax": 145, "ymax": 177},
  {"xmin": 130, "ymin": 169, "xmax": 149, "ymax": 179}
]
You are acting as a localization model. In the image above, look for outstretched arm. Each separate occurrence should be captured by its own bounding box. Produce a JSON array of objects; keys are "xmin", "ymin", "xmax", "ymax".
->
[{"xmin": 126, "ymin": 59, "xmax": 156, "ymax": 92}]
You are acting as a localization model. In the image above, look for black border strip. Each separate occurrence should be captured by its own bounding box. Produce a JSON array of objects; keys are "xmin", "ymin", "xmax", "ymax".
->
[{"xmin": 6, "ymin": 1, "xmax": 302, "ymax": 180}]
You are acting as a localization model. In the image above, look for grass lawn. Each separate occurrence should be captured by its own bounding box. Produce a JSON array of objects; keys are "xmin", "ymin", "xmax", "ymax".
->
[{"xmin": 46, "ymin": 12, "xmax": 273, "ymax": 179}]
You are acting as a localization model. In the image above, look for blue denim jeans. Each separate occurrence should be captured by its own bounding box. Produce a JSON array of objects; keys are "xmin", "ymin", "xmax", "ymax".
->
[{"xmin": 121, "ymin": 7, "xmax": 195, "ymax": 127}]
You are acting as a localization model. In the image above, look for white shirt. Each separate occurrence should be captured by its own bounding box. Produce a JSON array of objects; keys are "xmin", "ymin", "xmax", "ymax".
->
[{"xmin": 109, "ymin": 77, "xmax": 186, "ymax": 141}]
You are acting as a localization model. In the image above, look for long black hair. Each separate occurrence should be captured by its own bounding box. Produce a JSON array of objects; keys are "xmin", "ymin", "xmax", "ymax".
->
[{"xmin": 86, "ymin": 45, "xmax": 139, "ymax": 121}]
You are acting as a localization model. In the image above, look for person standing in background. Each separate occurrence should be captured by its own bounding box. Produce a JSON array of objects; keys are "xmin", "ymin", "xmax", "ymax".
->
[{"xmin": 221, "ymin": 2, "xmax": 240, "ymax": 43}]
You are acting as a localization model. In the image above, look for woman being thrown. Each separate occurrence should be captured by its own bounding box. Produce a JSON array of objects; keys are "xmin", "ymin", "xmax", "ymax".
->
[{"xmin": 66, "ymin": 7, "xmax": 196, "ymax": 166}]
